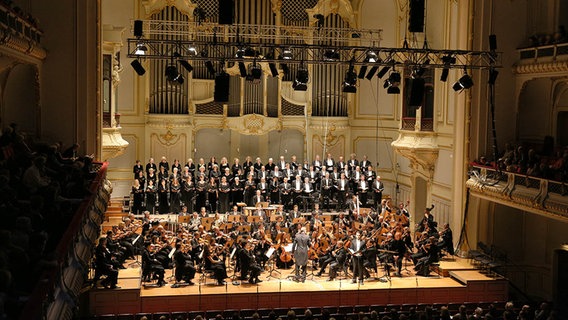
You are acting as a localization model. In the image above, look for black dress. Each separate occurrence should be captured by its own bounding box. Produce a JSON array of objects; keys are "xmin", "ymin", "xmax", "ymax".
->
[
  {"xmin": 132, "ymin": 185, "xmax": 145, "ymax": 214},
  {"xmin": 145, "ymin": 184, "xmax": 157, "ymax": 213},
  {"xmin": 170, "ymin": 181, "xmax": 182, "ymax": 213},
  {"xmin": 157, "ymin": 181, "xmax": 170, "ymax": 214}
]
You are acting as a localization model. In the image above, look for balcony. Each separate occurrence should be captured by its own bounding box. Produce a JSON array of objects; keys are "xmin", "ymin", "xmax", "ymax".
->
[
  {"xmin": 515, "ymin": 42, "xmax": 568, "ymax": 75},
  {"xmin": 466, "ymin": 165, "xmax": 568, "ymax": 222},
  {"xmin": 0, "ymin": 2, "xmax": 46, "ymax": 60}
]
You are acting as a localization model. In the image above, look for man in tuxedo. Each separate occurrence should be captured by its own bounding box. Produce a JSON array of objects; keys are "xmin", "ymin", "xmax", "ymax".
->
[
  {"xmin": 350, "ymin": 231, "xmax": 366, "ymax": 284},
  {"xmin": 372, "ymin": 175, "xmax": 384, "ymax": 211},
  {"xmin": 252, "ymin": 189, "xmax": 264, "ymax": 206},
  {"xmin": 292, "ymin": 227, "xmax": 310, "ymax": 282},
  {"xmin": 335, "ymin": 172, "xmax": 350, "ymax": 210}
]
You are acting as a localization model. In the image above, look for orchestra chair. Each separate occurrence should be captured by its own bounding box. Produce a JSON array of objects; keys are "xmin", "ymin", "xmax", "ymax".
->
[
  {"xmin": 199, "ymin": 267, "xmax": 215, "ymax": 285},
  {"xmin": 337, "ymin": 256, "xmax": 352, "ymax": 280}
]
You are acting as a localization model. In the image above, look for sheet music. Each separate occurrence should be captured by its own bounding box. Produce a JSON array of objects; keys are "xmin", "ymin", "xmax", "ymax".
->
[
  {"xmin": 230, "ymin": 247, "xmax": 237, "ymax": 260},
  {"xmin": 265, "ymin": 247, "xmax": 275, "ymax": 258},
  {"xmin": 168, "ymin": 247, "xmax": 176, "ymax": 259},
  {"xmin": 132, "ymin": 234, "xmax": 141, "ymax": 245},
  {"xmin": 283, "ymin": 243, "xmax": 293, "ymax": 252}
]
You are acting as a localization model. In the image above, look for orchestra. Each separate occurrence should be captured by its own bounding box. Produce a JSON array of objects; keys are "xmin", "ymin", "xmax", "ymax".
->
[{"xmin": 94, "ymin": 154, "xmax": 456, "ymax": 289}]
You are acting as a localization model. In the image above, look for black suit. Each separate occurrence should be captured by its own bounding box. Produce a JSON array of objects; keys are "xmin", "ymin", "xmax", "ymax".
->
[{"xmin": 95, "ymin": 244, "xmax": 119, "ymax": 288}]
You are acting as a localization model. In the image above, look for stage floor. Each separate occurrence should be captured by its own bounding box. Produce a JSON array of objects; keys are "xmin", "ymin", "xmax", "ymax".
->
[{"xmin": 87, "ymin": 256, "xmax": 508, "ymax": 315}]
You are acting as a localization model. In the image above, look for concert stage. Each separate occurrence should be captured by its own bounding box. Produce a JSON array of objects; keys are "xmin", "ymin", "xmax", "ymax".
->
[{"xmin": 87, "ymin": 257, "xmax": 508, "ymax": 315}]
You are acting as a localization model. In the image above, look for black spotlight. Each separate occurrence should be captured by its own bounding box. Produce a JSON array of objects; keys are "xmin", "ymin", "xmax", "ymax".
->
[
  {"xmin": 440, "ymin": 55, "xmax": 456, "ymax": 82},
  {"xmin": 250, "ymin": 64, "xmax": 262, "ymax": 80},
  {"xmin": 377, "ymin": 66, "xmax": 391, "ymax": 79},
  {"xmin": 179, "ymin": 60, "xmax": 193, "ymax": 73},
  {"xmin": 342, "ymin": 67, "xmax": 357, "ymax": 93},
  {"xmin": 293, "ymin": 66, "xmax": 309, "ymax": 91},
  {"xmin": 384, "ymin": 71, "xmax": 401, "ymax": 94},
  {"xmin": 453, "ymin": 73, "xmax": 474, "ymax": 91},
  {"xmin": 131, "ymin": 59, "xmax": 145, "ymax": 76},
  {"xmin": 165, "ymin": 65, "xmax": 179, "ymax": 81},
  {"xmin": 205, "ymin": 61, "xmax": 216, "ymax": 75},
  {"xmin": 269, "ymin": 62, "xmax": 279, "ymax": 77},
  {"xmin": 323, "ymin": 49, "xmax": 340, "ymax": 61},
  {"xmin": 134, "ymin": 20, "xmax": 143, "ymax": 38},
  {"xmin": 238, "ymin": 62, "xmax": 247, "ymax": 78}
]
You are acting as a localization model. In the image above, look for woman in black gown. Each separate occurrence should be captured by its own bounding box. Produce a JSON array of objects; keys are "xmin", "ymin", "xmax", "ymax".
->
[{"xmin": 157, "ymin": 178, "xmax": 170, "ymax": 214}]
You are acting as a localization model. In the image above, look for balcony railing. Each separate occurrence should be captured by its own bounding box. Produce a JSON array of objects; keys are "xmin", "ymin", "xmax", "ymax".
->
[
  {"xmin": 467, "ymin": 165, "xmax": 568, "ymax": 221},
  {"xmin": 0, "ymin": 3, "xmax": 42, "ymax": 44},
  {"xmin": 518, "ymin": 42, "xmax": 568, "ymax": 61},
  {"xmin": 401, "ymin": 117, "xmax": 434, "ymax": 132}
]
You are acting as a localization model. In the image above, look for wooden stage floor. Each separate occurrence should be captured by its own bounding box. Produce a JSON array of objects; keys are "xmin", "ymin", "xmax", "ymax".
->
[{"xmin": 88, "ymin": 256, "xmax": 508, "ymax": 315}]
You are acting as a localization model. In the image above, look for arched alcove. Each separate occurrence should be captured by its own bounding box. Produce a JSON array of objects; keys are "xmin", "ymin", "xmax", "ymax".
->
[{"xmin": 2, "ymin": 64, "xmax": 39, "ymax": 135}]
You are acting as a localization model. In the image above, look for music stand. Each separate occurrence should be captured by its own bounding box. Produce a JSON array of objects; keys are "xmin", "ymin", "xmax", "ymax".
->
[
  {"xmin": 178, "ymin": 215, "xmax": 190, "ymax": 224},
  {"xmin": 237, "ymin": 225, "xmax": 251, "ymax": 234},
  {"xmin": 265, "ymin": 247, "xmax": 281, "ymax": 280},
  {"xmin": 227, "ymin": 215, "xmax": 241, "ymax": 223},
  {"xmin": 229, "ymin": 247, "xmax": 240, "ymax": 285},
  {"xmin": 128, "ymin": 234, "xmax": 143, "ymax": 267},
  {"xmin": 247, "ymin": 216, "xmax": 261, "ymax": 224},
  {"xmin": 270, "ymin": 214, "xmax": 282, "ymax": 222}
]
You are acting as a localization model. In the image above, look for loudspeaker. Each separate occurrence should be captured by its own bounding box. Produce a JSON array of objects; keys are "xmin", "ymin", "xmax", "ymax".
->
[
  {"xmin": 130, "ymin": 60, "xmax": 145, "ymax": 76},
  {"xmin": 218, "ymin": 0, "xmax": 234, "ymax": 25},
  {"xmin": 214, "ymin": 73, "xmax": 230, "ymax": 102},
  {"xmin": 408, "ymin": 78, "xmax": 425, "ymax": 106},
  {"xmin": 489, "ymin": 34, "xmax": 497, "ymax": 51},
  {"xmin": 408, "ymin": 0, "xmax": 425, "ymax": 33},
  {"xmin": 134, "ymin": 20, "xmax": 143, "ymax": 38}
]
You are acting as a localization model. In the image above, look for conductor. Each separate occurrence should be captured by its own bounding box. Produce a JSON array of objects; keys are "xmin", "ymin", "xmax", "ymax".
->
[{"xmin": 292, "ymin": 226, "xmax": 310, "ymax": 282}]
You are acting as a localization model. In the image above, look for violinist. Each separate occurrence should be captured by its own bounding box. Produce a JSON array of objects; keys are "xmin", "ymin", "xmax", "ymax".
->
[
  {"xmin": 253, "ymin": 227, "xmax": 271, "ymax": 268},
  {"xmin": 238, "ymin": 241, "xmax": 263, "ymax": 284},
  {"xmin": 438, "ymin": 223, "xmax": 454, "ymax": 255},
  {"xmin": 316, "ymin": 237, "xmax": 336, "ymax": 277},
  {"xmin": 203, "ymin": 238, "xmax": 228, "ymax": 285},
  {"xmin": 413, "ymin": 236, "xmax": 440, "ymax": 276},
  {"xmin": 362, "ymin": 238, "xmax": 378, "ymax": 279},
  {"xmin": 95, "ymin": 237, "xmax": 120, "ymax": 289},
  {"xmin": 391, "ymin": 231, "xmax": 407, "ymax": 277},
  {"xmin": 142, "ymin": 242, "xmax": 166, "ymax": 287},
  {"xmin": 327, "ymin": 240, "xmax": 347, "ymax": 281},
  {"xmin": 173, "ymin": 242, "xmax": 196, "ymax": 285}
]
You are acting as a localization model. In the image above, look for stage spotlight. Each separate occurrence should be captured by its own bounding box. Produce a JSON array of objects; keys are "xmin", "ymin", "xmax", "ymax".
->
[
  {"xmin": 281, "ymin": 48, "xmax": 293, "ymax": 60},
  {"xmin": 205, "ymin": 61, "xmax": 216, "ymax": 75},
  {"xmin": 365, "ymin": 66, "xmax": 379, "ymax": 80},
  {"xmin": 293, "ymin": 64, "xmax": 309, "ymax": 91},
  {"xmin": 179, "ymin": 60, "xmax": 193, "ymax": 73},
  {"xmin": 165, "ymin": 65, "xmax": 179, "ymax": 82},
  {"xmin": 130, "ymin": 59, "xmax": 145, "ymax": 75},
  {"xmin": 377, "ymin": 66, "xmax": 391, "ymax": 79},
  {"xmin": 281, "ymin": 63, "xmax": 289, "ymax": 75},
  {"xmin": 134, "ymin": 20, "xmax": 143, "ymax": 38},
  {"xmin": 358, "ymin": 65, "xmax": 368, "ymax": 79},
  {"xmin": 452, "ymin": 73, "xmax": 474, "ymax": 92},
  {"xmin": 238, "ymin": 62, "xmax": 247, "ymax": 78},
  {"xmin": 366, "ymin": 50, "xmax": 378, "ymax": 63},
  {"xmin": 314, "ymin": 14, "xmax": 324, "ymax": 29},
  {"xmin": 323, "ymin": 49, "xmax": 340, "ymax": 61},
  {"xmin": 269, "ymin": 62, "xmax": 279, "ymax": 77},
  {"xmin": 134, "ymin": 42, "xmax": 147, "ymax": 56},
  {"xmin": 187, "ymin": 45, "xmax": 198, "ymax": 57},
  {"xmin": 249, "ymin": 63, "xmax": 262, "ymax": 83},
  {"xmin": 342, "ymin": 66, "xmax": 357, "ymax": 93},
  {"xmin": 384, "ymin": 71, "xmax": 401, "ymax": 94},
  {"xmin": 440, "ymin": 55, "xmax": 456, "ymax": 82}
]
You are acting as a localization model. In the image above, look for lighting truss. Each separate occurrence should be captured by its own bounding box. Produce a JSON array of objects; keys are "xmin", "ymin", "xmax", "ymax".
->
[{"xmin": 127, "ymin": 20, "xmax": 500, "ymax": 70}]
